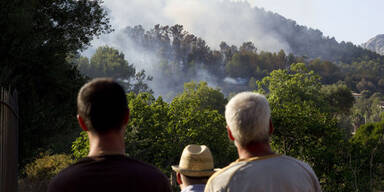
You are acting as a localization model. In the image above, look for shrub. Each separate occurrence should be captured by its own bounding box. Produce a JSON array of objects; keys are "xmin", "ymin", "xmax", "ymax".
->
[{"xmin": 18, "ymin": 154, "xmax": 74, "ymax": 192}]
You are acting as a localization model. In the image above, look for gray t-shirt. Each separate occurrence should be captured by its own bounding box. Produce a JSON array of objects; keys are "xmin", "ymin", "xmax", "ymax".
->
[{"xmin": 205, "ymin": 154, "xmax": 321, "ymax": 192}]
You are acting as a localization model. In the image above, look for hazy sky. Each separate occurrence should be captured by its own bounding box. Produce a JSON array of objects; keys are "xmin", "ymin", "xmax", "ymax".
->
[
  {"xmin": 92, "ymin": 0, "xmax": 384, "ymax": 53},
  {"xmin": 247, "ymin": 0, "xmax": 384, "ymax": 44}
]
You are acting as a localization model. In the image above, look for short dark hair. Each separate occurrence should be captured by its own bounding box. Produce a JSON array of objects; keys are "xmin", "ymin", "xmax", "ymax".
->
[
  {"xmin": 181, "ymin": 174, "xmax": 209, "ymax": 185},
  {"xmin": 77, "ymin": 78, "xmax": 128, "ymax": 133}
]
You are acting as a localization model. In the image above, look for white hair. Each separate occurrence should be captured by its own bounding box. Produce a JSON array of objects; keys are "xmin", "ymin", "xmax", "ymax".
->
[{"xmin": 225, "ymin": 92, "xmax": 271, "ymax": 147}]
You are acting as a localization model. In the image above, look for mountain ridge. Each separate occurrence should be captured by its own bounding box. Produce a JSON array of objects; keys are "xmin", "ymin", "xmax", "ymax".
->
[
  {"xmin": 245, "ymin": 6, "xmax": 383, "ymax": 63},
  {"xmin": 361, "ymin": 34, "xmax": 384, "ymax": 55}
]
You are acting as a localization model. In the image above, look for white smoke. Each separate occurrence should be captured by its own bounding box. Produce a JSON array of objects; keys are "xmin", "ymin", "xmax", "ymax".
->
[
  {"xmin": 90, "ymin": 0, "xmax": 290, "ymax": 51},
  {"xmin": 223, "ymin": 77, "xmax": 247, "ymax": 85},
  {"xmin": 83, "ymin": 0, "xmax": 292, "ymax": 97}
]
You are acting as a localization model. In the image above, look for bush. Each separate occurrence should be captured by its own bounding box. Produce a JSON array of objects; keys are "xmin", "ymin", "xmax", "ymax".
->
[{"xmin": 18, "ymin": 154, "xmax": 74, "ymax": 192}]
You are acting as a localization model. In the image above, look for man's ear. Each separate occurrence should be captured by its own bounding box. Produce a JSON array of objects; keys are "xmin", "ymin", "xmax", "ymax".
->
[
  {"xmin": 122, "ymin": 109, "xmax": 130, "ymax": 126},
  {"xmin": 176, "ymin": 172, "xmax": 183, "ymax": 185},
  {"xmin": 77, "ymin": 115, "xmax": 88, "ymax": 131},
  {"xmin": 227, "ymin": 126, "xmax": 235, "ymax": 141},
  {"xmin": 269, "ymin": 119, "xmax": 274, "ymax": 135}
]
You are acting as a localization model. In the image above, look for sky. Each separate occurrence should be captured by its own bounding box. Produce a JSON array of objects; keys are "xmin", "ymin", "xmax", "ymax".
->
[{"xmin": 248, "ymin": 0, "xmax": 384, "ymax": 44}]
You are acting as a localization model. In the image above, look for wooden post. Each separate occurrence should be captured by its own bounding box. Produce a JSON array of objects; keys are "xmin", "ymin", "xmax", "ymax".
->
[{"xmin": 0, "ymin": 87, "xmax": 19, "ymax": 192}]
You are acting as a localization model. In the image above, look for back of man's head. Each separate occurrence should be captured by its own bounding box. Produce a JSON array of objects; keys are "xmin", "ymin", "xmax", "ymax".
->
[
  {"xmin": 180, "ymin": 174, "xmax": 209, "ymax": 186},
  {"xmin": 77, "ymin": 78, "xmax": 128, "ymax": 133},
  {"xmin": 225, "ymin": 92, "xmax": 271, "ymax": 147}
]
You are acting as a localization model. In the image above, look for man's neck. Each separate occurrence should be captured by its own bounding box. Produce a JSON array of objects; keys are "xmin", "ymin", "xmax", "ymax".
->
[
  {"xmin": 87, "ymin": 130, "xmax": 126, "ymax": 157},
  {"xmin": 181, "ymin": 184, "xmax": 205, "ymax": 192},
  {"xmin": 236, "ymin": 141, "xmax": 275, "ymax": 159}
]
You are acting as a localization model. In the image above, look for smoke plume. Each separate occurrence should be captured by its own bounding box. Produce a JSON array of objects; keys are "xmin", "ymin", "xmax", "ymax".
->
[{"xmin": 83, "ymin": 0, "xmax": 292, "ymax": 97}]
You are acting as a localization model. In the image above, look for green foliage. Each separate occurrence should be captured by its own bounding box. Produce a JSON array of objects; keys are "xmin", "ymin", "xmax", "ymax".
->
[
  {"xmin": 71, "ymin": 132, "xmax": 89, "ymax": 160},
  {"xmin": 124, "ymin": 92, "xmax": 170, "ymax": 169},
  {"xmin": 257, "ymin": 63, "xmax": 324, "ymax": 108},
  {"xmin": 0, "ymin": 0, "xmax": 112, "ymax": 166},
  {"xmin": 308, "ymin": 59, "xmax": 343, "ymax": 84},
  {"xmin": 255, "ymin": 63, "xmax": 384, "ymax": 191},
  {"xmin": 341, "ymin": 58, "xmax": 384, "ymax": 95},
  {"xmin": 171, "ymin": 81, "xmax": 227, "ymax": 113},
  {"xmin": 321, "ymin": 83, "xmax": 354, "ymax": 117},
  {"xmin": 24, "ymin": 154, "xmax": 74, "ymax": 180},
  {"xmin": 257, "ymin": 63, "xmax": 352, "ymax": 191},
  {"xmin": 166, "ymin": 83, "xmax": 235, "ymax": 172},
  {"xmin": 89, "ymin": 46, "xmax": 135, "ymax": 79},
  {"xmin": 225, "ymin": 49, "xmax": 292, "ymax": 79},
  {"xmin": 74, "ymin": 46, "xmax": 153, "ymax": 94},
  {"xmin": 19, "ymin": 154, "xmax": 74, "ymax": 192},
  {"xmin": 226, "ymin": 51, "xmax": 258, "ymax": 78},
  {"xmin": 351, "ymin": 93, "xmax": 384, "ymax": 129},
  {"xmin": 349, "ymin": 120, "xmax": 384, "ymax": 191},
  {"xmin": 270, "ymin": 102, "xmax": 350, "ymax": 191}
]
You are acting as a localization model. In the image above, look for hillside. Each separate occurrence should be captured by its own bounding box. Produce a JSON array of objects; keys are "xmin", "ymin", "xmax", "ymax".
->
[
  {"xmin": 362, "ymin": 34, "xmax": 384, "ymax": 55},
  {"xmin": 248, "ymin": 6, "xmax": 382, "ymax": 63},
  {"xmin": 81, "ymin": 3, "xmax": 384, "ymax": 97}
]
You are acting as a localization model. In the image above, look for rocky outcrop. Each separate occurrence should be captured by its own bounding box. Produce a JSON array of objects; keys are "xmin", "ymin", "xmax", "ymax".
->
[{"xmin": 362, "ymin": 34, "xmax": 384, "ymax": 55}]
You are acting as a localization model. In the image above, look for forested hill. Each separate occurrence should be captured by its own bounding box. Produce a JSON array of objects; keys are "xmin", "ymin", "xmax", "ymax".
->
[
  {"xmin": 86, "ymin": 23, "xmax": 384, "ymax": 97},
  {"xmin": 247, "ymin": 6, "xmax": 383, "ymax": 63},
  {"xmin": 75, "ymin": 3, "xmax": 384, "ymax": 100}
]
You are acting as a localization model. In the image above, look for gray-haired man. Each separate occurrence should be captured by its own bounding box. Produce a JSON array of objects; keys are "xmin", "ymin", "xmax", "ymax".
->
[{"xmin": 205, "ymin": 92, "xmax": 321, "ymax": 192}]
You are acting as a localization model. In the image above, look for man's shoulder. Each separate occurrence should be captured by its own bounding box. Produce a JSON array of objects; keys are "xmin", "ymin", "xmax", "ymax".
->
[
  {"xmin": 205, "ymin": 155, "xmax": 321, "ymax": 192},
  {"xmin": 126, "ymin": 156, "xmax": 170, "ymax": 179},
  {"xmin": 48, "ymin": 155, "xmax": 170, "ymax": 192},
  {"xmin": 240, "ymin": 155, "xmax": 318, "ymax": 179},
  {"xmin": 118, "ymin": 155, "xmax": 165, "ymax": 173},
  {"xmin": 52, "ymin": 154, "xmax": 164, "ymax": 177},
  {"xmin": 205, "ymin": 160, "xmax": 247, "ymax": 191},
  {"xmin": 272, "ymin": 155, "xmax": 318, "ymax": 175},
  {"xmin": 208, "ymin": 154, "xmax": 283, "ymax": 182}
]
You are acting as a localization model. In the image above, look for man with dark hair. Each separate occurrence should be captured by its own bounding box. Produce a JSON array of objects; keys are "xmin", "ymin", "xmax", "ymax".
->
[{"xmin": 48, "ymin": 78, "xmax": 171, "ymax": 192}]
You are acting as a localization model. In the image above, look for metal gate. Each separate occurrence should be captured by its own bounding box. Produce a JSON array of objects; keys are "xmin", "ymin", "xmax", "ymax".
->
[{"xmin": 0, "ymin": 87, "xmax": 19, "ymax": 192}]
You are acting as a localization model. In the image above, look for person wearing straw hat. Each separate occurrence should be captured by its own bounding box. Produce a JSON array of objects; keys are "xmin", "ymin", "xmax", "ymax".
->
[
  {"xmin": 205, "ymin": 92, "xmax": 321, "ymax": 192},
  {"xmin": 172, "ymin": 144, "xmax": 217, "ymax": 192}
]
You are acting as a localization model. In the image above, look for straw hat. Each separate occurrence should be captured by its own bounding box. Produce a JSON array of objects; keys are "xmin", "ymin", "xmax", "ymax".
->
[{"xmin": 172, "ymin": 144, "xmax": 216, "ymax": 177}]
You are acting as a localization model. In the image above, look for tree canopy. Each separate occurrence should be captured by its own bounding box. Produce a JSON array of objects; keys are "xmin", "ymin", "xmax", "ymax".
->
[
  {"xmin": 74, "ymin": 46, "xmax": 153, "ymax": 94},
  {"xmin": 350, "ymin": 120, "xmax": 384, "ymax": 191},
  {"xmin": 257, "ymin": 63, "xmax": 354, "ymax": 191},
  {"xmin": 0, "ymin": 0, "xmax": 112, "ymax": 165}
]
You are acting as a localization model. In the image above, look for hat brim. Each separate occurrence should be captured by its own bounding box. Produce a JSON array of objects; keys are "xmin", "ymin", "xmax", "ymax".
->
[{"xmin": 172, "ymin": 165, "xmax": 217, "ymax": 177}]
